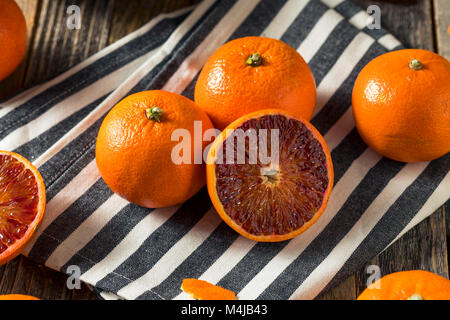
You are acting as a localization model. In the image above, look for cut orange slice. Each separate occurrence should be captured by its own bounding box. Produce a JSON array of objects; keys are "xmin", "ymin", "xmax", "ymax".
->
[
  {"xmin": 0, "ymin": 151, "xmax": 46, "ymax": 265},
  {"xmin": 206, "ymin": 109, "xmax": 333, "ymax": 242},
  {"xmin": 181, "ymin": 279, "xmax": 236, "ymax": 300}
]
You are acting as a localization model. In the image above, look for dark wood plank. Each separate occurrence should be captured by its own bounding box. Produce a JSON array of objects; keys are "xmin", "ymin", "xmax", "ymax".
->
[
  {"xmin": 316, "ymin": 276, "xmax": 356, "ymax": 300},
  {"xmin": 433, "ymin": 0, "xmax": 450, "ymax": 59}
]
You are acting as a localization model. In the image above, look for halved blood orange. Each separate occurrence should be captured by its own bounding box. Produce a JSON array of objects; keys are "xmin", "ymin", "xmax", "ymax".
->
[
  {"xmin": 206, "ymin": 109, "xmax": 333, "ymax": 242},
  {"xmin": 0, "ymin": 151, "xmax": 46, "ymax": 265}
]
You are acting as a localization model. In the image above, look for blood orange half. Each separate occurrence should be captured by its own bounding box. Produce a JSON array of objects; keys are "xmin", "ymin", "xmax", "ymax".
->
[
  {"xmin": 206, "ymin": 109, "xmax": 333, "ymax": 242},
  {"xmin": 0, "ymin": 151, "xmax": 46, "ymax": 265}
]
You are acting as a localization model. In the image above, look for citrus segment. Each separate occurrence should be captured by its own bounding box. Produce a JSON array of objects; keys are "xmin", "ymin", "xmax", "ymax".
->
[
  {"xmin": 207, "ymin": 110, "xmax": 333, "ymax": 242},
  {"xmin": 0, "ymin": 151, "xmax": 46, "ymax": 265}
]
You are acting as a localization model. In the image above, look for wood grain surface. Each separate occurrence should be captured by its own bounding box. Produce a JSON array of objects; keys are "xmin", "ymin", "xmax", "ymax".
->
[{"xmin": 0, "ymin": 0, "xmax": 448, "ymax": 300}]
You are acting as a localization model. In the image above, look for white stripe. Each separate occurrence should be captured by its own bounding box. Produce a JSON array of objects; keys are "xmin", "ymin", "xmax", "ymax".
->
[
  {"xmin": 289, "ymin": 161, "xmax": 429, "ymax": 299},
  {"xmin": 314, "ymin": 32, "xmax": 374, "ymax": 115},
  {"xmin": 31, "ymin": 0, "xmax": 216, "ymax": 169},
  {"xmin": 323, "ymin": 106, "xmax": 353, "ymax": 150},
  {"xmin": 298, "ymin": 9, "xmax": 344, "ymax": 63},
  {"xmin": 173, "ymin": 236, "xmax": 255, "ymax": 300},
  {"xmin": 99, "ymin": 291, "xmax": 122, "ymax": 300},
  {"xmin": 386, "ymin": 171, "xmax": 450, "ymax": 250},
  {"xmin": 80, "ymin": 205, "xmax": 180, "ymax": 285},
  {"xmin": 320, "ymin": 0, "xmax": 344, "ymax": 8},
  {"xmin": 348, "ymin": 10, "xmax": 373, "ymax": 30},
  {"xmin": 261, "ymin": 0, "xmax": 309, "ymax": 39},
  {"xmin": 162, "ymin": 0, "xmax": 260, "ymax": 93},
  {"xmin": 45, "ymin": 194, "xmax": 129, "ymax": 270},
  {"xmin": 0, "ymin": 49, "xmax": 157, "ymax": 151},
  {"xmin": 377, "ymin": 34, "xmax": 402, "ymax": 50},
  {"xmin": 237, "ymin": 149, "xmax": 381, "ymax": 299},
  {"xmin": 23, "ymin": 160, "xmax": 100, "ymax": 255},
  {"xmin": 116, "ymin": 208, "xmax": 222, "ymax": 300},
  {"xmin": 0, "ymin": 6, "xmax": 193, "ymax": 117}
]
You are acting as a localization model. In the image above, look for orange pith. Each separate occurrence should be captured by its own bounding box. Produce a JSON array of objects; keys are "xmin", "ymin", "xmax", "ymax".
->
[
  {"xmin": 206, "ymin": 109, "xmax": 333, "ymax": 242},
  {"xmin": 0, "ymin": 151, "xmax": 46, "ymax": 265},
  {"xmin": 181, "ymin": 279, "xmax": 236, "ymax": 300}
]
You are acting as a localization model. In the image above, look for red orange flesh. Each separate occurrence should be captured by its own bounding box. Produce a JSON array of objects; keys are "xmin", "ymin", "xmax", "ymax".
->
[{"xmin": 0, "ymin": 151, "xmax": 45, "ymax": 265}]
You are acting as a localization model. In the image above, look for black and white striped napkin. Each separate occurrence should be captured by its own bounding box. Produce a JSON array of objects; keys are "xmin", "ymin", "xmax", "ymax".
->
[{"xmin": 0, "ymin": 0, "xmax": 448, "ymax": 300}]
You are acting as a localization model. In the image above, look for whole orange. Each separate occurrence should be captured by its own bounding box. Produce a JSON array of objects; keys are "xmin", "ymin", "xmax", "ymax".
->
[
  {"xmin": 195, "ymin": 36, "xmax": 316, "ymax": 130},
  {"xmin": 0, "ymin": 0, "xmax": 27, "ymax": 82},
  {"xmin": 96, "ymin": 90, "xmax": 213, "ymax": 208},
  {"xmin": 352, "ymin": 49, "xmax": 450, "ymax": 162},
  {"xmin": 357, "ymin": 270, "xmax": 450, "ymax": 300}
]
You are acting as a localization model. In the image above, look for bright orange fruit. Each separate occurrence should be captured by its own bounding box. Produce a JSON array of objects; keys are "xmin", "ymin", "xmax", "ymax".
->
[
  {"xmin": 96, "ymin": 90, "xmax": 214, "ymax": 208},
  {"xmin": 0, "ymin": 151, "xmax": 46, "ymax": 265},
  {"xmin": 195, "ymin": 36, "xmax": 316, "ymax": 130},
  {"xmin": 0, "ymin": 0, "xmax": 27, "ymax": 82},
  {"xmin": 0, "ymin": 294, "xmax": 39, "ymax": 300},
  {"xmin": 206, "ymin": 109, "xmax": 333, "ymax": 242},
  {"xmin": 357, "ymin": 270, "xmax": 450, "ymax": 300},
  {"xmin": 181, "ymin": 279, "xmax": 236, "ymax": 300},
  {"xmin": 352, "ymin": 49, "xmax": 450, "ymax": 162}
]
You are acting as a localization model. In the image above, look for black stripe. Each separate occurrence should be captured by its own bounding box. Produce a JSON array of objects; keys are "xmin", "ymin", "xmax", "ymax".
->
[
  {"xmin": 257, "ymin": 157, "xmax": 405, "ymax": 299},
  {"xmin": 13, "ymin": 94, "xmax": 107, "ymax": 162},
  {"xmin": 29, "ymin": 179, "xmax": 114, "ymax": 263},
  {"xmin": 95, "ymin": 188, "xmax": 212, "ymax": 293},
  {"xmin": 330, "ymin": 128, "xmax": 368, "ymax": 182},
  {"xmin": 150, "ymin": 223, "xmax": 239, "ymax": 299},
  {"xmin": 280, "ymin": 0, "xmax": 329, "ymax": 48},
  {"xmin": 61, "ymin": 204, "xmax": 152, "ymax": 275},
  {"xmin": 319, "ymin": 154, "xmax": 450, "ymax": 296},
  {"xmin": 307, "ymin": 20, "xmax": 359, "ymax": 85},
  {"xmin": 128, "ymin": 0, "xmax": 237, "ymax": 94},
  {"xmin": 333, "ymin": 0, "xmax": 361, "ymax": 19},
  {"xmin": 43, "ymin": 144, "xmax": 97, "ymax": 201},
  {"xmin": 0, "ymin": 12, "xmax": 189, "ymax": 140},
  {"xmin": 311, "ymin": 42, "xmax": 386, "ymax": 134}
]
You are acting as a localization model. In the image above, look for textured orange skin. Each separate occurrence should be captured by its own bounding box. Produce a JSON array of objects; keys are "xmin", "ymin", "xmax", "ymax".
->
[
  {"xmin": 195, "ymin": 37, "xmax": 316, "ymax": 130},
  {"xmin": 181, "ymin": 279, "xmax": 236, "ymax": 300},
  {"xmin": 352, "ymin": 49, "xmax": 450, "ymax": 162},
  {"xmin": 0, "ymin": 294, "xmax": 39, "ymax": 300},
  {"xmin": 0, "ymin": 0, "xmax": 27, "ymax": 82},
  {"xmin": 357, "ymin": 270, "xmax": 450, "ymax": 300},
  {"xmin": 206, "ymin": 109, "xmax": 333, "ymax": 242},
  {"xmin": 0, "ymin": 151, "xmax": 46, "ymax": 266},
  {"xmin": 96, "ymin": 90, "xmax": 213, "ymax": 208}
]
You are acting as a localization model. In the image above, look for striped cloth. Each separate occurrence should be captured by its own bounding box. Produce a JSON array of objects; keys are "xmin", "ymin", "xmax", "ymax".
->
[{"xmin": 0, "ymin": 0, "xmax": 448, "ymax": 300}]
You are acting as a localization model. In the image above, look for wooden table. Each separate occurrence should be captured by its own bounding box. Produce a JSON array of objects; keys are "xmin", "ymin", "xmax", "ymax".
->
[{"xmin": 0, "ymin": 0, "xmax": 448, "ymax": 300}]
